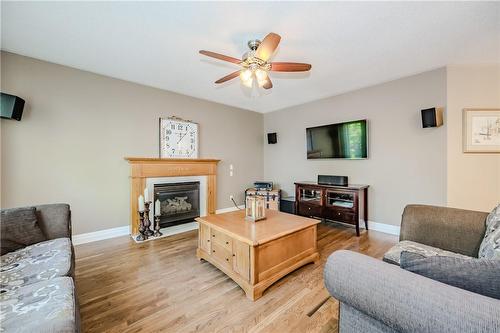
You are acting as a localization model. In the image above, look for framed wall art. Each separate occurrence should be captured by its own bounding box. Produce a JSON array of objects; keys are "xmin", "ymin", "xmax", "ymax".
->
[{"xmin": 463, "ymin": 108, "xmax": 500, "ymax": 153}]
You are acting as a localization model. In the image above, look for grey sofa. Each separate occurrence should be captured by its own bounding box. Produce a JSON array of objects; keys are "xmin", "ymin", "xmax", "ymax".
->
[
  {"xmin": 324, "ymin": 204, "xmax": 500, "ymax": 333},
  {"xmin": 0, "ymin": 204, "xmax": 80, "ymax": 333}
]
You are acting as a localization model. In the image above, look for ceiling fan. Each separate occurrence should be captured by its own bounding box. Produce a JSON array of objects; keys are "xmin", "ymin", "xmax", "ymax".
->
[{"xmin": 199, "ymin": 32, "xmax": 311, "ymax": 90}]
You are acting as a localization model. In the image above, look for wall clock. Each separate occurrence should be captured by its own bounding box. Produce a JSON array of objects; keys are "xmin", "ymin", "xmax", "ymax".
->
[{"xmin": 159, "ymin": 117, "xmax": 199, "ymax": 158}]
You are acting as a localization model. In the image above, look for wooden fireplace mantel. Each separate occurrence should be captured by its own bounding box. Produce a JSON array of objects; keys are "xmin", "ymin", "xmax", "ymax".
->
[{"xmin": 124, "ymin": 157, "xmax": 220, "ymax": 235}]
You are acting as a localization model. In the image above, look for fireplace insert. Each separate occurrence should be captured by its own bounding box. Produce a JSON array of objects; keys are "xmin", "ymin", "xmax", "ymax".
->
[{"xmin": 154, "ymin": 182, "xmax": 200, "ymax": 228}]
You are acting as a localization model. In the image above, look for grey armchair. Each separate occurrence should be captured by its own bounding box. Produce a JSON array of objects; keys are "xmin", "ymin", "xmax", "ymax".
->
[{"xmin": 324, "ymin": 205, "xmax": 500, "ymax": 333}]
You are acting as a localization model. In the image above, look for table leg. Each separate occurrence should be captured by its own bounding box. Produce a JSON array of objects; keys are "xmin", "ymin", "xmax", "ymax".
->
[{"xmin": 364, "ymin": 189, "xmax": 369, "ymax": 230}]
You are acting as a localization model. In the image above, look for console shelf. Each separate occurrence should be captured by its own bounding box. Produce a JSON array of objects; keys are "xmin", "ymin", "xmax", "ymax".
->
[{"xmin": 295, "ymin": 181, "xmax": 369, "ymax": 236}]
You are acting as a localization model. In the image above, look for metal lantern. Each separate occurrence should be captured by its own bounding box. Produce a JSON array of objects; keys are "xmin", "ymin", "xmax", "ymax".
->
[{"xmin": 245, "ymin": 194, "xmax": 266, "ymax": 222}]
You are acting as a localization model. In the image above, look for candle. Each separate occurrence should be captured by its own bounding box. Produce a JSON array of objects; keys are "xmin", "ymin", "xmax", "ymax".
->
[
  {"xmin": 138, "ymin": 195, "xmax": 145, "ymax": 212},
  {"xmin": 144, "ymin": 188, "xmax": 149, "ymax": 202},
  {"xmin": 155, "ymin": 199, "xmax": 161, "ymax": 216}
]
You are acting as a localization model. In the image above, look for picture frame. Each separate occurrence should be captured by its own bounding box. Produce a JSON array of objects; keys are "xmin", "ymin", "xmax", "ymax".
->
[{"xmin": 463, "ymin": 108, "xmax": 500, "ymax": 153}]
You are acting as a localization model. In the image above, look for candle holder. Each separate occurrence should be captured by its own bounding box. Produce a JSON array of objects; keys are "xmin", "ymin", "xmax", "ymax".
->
[
  {"xmin": 144, "ymin": 201, "xmax": 154, "ymax": 237},
  {"xmin": 136, "ymin": 211, "xmax": 147, "ymax": 241},
  {"xmin": 154, "ymin": 215, "xmax": 163, "ymax": 237}
]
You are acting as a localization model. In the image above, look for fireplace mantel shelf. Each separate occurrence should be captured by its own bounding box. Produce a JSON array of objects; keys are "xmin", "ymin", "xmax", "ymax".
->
[
  {"xmin": 125, "ymin": 157, "xmax": 220, "ymax": 236},
  {"xmin": 124, "ymin": 157, "xmax": 220, "ymax": 163}
]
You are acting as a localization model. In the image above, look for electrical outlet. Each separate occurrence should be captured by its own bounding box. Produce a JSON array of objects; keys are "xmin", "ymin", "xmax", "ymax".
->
[{"xmin": 229, "ymin": 195, "xmax": 234, "ymax": 201}]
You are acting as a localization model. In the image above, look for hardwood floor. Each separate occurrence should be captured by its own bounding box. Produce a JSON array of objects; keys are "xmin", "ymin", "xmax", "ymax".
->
[{"xmin": 75, "ymin": 221, "xmax": 397, "ymax": 333}]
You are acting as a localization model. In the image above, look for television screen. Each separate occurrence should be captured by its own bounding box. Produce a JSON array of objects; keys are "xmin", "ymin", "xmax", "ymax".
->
[
  {"xmin": 306, "ymin": 120, "xmax": 368, "ymax": 159},
  {"xmin": 1, "ymin": 93, "xmax": 25, "ymax": 121}
]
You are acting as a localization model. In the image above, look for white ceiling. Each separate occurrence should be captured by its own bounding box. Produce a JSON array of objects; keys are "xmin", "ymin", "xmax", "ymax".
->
[{"xmin": 1, "ymin": 2, "xmax": 499, "ymax": 113}]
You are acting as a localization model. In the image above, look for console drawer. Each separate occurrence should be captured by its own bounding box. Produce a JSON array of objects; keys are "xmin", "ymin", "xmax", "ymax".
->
[
  {"xmin": 298, "ymin": 203, "xmax": 322, "ymax": 217},
  {"xmin": 326, "ymin": 209, "xmax": 356, "ymax": 224}
]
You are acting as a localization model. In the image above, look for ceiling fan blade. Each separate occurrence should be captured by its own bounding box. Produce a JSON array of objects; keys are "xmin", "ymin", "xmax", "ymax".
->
[
  {"xmin": 199, "ymin": 50, "xmax": 241, "ymax": 64},
  {"xmin": 262, "ymin": 75, "xmax": 273, "ymax": 90},
  {"xmin": 215, "ymin": 71, "xmax": 241, "ymax": 84},
  {"xmin": 270, "ymin": 62, "xmax": 312, "ymax": 72},
  {"xmin": 255, "ymin": 33, "xmax": 281, "ymax": 61}
]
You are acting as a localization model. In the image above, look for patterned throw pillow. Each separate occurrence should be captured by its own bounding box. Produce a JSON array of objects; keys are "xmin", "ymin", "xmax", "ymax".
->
[{"xmin": 478, "ymin": 204, "xmax": 500, "ymax": 259}]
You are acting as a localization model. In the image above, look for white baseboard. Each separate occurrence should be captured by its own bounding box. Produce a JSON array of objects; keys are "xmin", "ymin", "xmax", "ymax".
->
[
  {"xmin": 215, "ymin": 206, "xmax": 242, "ymax": 214},
  {"xmin": 73, "ymin": 208, "xmax": 399, "ymax": 245},
  {"xmin": 362, "ymin": 220, "xmax": 400, "ymax": 236},
  {"xmin": 73, "ymin": 206, "xmax": 242, "ymax": 245},
  {"xmin": 73, "ymin": 225, "xmax": 129, "ymax": 245}
]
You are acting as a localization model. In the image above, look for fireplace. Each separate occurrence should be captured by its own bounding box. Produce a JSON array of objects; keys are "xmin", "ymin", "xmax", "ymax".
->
[{"xmin": 154, "ymin": 182, "xmax": 200, "ymax": 228}]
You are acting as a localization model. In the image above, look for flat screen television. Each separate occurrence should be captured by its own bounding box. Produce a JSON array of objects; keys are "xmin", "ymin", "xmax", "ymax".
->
[{"xmin": 306, "ymin": 120, "xmax": 368, "ymax": 159}]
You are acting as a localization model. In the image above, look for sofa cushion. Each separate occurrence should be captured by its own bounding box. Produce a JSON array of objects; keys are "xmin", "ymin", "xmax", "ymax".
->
[
  {"xmin": 400, "ymin": 251, "xmax": 500, "ymax": 300},
  {"xmin": 0, "ymin": 277, "xmax": 77, "ymax": 333},
  {"xmin": 0, "ymin": 238, "xmax": 72, "ymax": 292},
  {"xmin": 1, "ymin": 207, "xmax": 47, "ymax": 255},
  {"xmin": 383, "ymin": 240, "xmax": 470, "ymax": 265},
  {"xmin": 478, "ymin": 204, "xmax": 500, "ymax": 259}
]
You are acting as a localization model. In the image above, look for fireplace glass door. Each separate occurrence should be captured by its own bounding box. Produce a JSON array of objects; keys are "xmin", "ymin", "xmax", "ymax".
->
[{"xmin": 154, "ymin": 182, "xmax": 200, "ymax": 228}]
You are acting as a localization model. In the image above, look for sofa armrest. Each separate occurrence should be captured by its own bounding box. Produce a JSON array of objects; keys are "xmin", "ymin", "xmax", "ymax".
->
[
  {"xmin": 400, "ymin": 204, "xmax": 488, "ymax": 257},
  {"xmin": 325, "ymin": 250, "xmax": 500, "ymax": 333},
  {"xmin": 35, "ymin": 204, "xmax": 72, "ymax": 240}
]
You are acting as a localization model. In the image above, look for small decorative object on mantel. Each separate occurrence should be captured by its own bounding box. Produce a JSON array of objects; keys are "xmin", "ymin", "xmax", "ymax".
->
[
  {"xmin": 245, "ymin": 195, "xmax": 266, "ymax": 222},
  {"xmin": 463, "ymin": 108, "xmax": 500, "ymax": 153},
  {"xmin": 159, "ymin": 116, "xmax": 199, "ymax": 159}
]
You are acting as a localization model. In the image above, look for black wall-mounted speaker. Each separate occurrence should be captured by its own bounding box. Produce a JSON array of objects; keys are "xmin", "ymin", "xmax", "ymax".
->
[
  {"xmin": 1, "ymin": 93, "xmax": 25, "ymax": 121},
  {"xmin": 267, "ymin": 132, "xmax": 277, "ymax": 144},
  {"xmin": 421, "ymin": 107, "xmax": 444, "ymax": 128},
  {"xmin": 318, "ymin": 175, "xmax": 348, "ymax": 187}
]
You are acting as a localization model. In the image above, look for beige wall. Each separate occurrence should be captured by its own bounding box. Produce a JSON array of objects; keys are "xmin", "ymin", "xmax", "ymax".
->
[
  {"xmin": 446, "ymin": 64, "xmax": 500, "ymax": 211},
  {"xmin": 1, "ymin": 52, "xmax": 263, "ymax": 234},
  {"xmin": 264, "ymin": 69, "xmax": 447, "ymax": 226}
]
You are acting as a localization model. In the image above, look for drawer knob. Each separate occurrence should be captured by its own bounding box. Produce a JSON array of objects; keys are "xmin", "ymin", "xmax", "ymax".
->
[
  {"xmin": 226, "ymin": 258, "xmax": 229, "ymax": 262},
  {"xmin": 212, "ymin": 250, "xmax": 215, "ymax": 253},
  {"xmin": 225, "ymin": 241, "xmax": 229, "ymax": 245},
  {"xmin": 212, "ymin": 235, "xmax": 215, "ymax": 237},
  {"xmin": 308, "ymin": 207, "xmax": 311, "ymax": 210},
  {"xmin": 207, "ymin": 240, "xmax": 210, "ymax": 242},
  {"xmin": 338, "ymin": 212, "xmax": 341, "ymax": 216},
  {"xmin": 232, "ymin": 254, "xmax": 235, "ymax": 257}
]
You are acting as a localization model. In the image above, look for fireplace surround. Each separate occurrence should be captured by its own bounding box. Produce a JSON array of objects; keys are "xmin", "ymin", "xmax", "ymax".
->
[{"xmin": 125, "ymin": 157, "xmax": 219, "ymax": 237}]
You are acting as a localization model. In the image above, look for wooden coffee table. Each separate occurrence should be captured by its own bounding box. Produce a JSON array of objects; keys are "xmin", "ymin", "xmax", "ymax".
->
[{"xmin": 196, "ymin": 210, "xmax": 320, "ymax": 300}]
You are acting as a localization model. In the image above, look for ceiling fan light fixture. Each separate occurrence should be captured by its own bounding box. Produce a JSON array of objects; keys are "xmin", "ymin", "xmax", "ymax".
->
[
  {"xmin": 255, "ymin": 69, "xmax": 268, "ymax": 87},
  {"xmin": 199, "ymin": 32, "xmax": 311, "ymax": 89},
  {"xmin": 240, "ymin": 68, "xmax": 253, "ymax": 80}
]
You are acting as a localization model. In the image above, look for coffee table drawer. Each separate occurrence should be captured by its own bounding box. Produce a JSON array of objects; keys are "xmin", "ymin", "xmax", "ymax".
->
[
  {"xmin": 211, "ymin": 242, "xmax": 232, "ymax": 268},
  {"xmin": 211, "ymin": 228, "xmax": 232, "ymax": 251}
]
